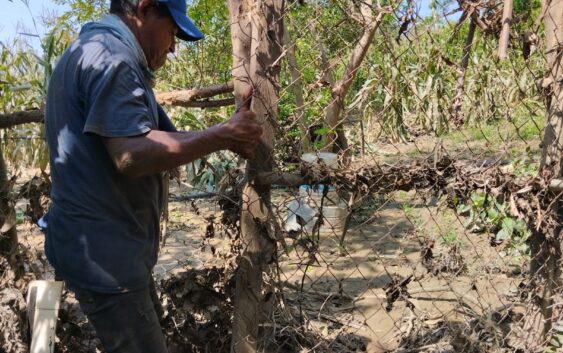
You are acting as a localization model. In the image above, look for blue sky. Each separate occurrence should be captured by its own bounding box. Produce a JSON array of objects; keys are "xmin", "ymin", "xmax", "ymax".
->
[
  {"xmin": 0, "ymin": 0, "xmax": 448, "ymax": 51},
  {"xmin": 0, "ymin": 0, "xmax": 68, "ymax": 49}
]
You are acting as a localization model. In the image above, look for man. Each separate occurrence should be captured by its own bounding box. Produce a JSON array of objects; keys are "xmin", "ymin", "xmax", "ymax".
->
[{"xmin": 42, "ymin": 0, "xmax": 262, "ymax": 352}]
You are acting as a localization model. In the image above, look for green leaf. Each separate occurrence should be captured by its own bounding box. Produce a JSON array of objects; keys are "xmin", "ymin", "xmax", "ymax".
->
[
  {"xmin": 514, "ymin": 219, "xmax": 527, "ymax": 234},
  {"xmin": 463, "ymin": 217, "xmax": 473, "ymax": 229},
  {"xmin": 313, "ymin": 127, "xmax": 330, "ymax": 136},
  {"xmin": 487, "ymin": 207, "xmax": 499, "ymax": 221},
  {"xmin": 457, "ymin": 204, "xmax": 471, "ymax": 215},
  {"xmin": 502, "ymin": 218, "xmax": 516, "ymax": 235},
  {"xmin": 15, "ymin": 208, "xmax": 24, "ymax": 225},
  {"xmin": 471, "ymin": 192, "xmax": 486, "ymax": 208},
  {"xmin": 496, "ymin": 228, "xmax": 510, "ymax": 241}
]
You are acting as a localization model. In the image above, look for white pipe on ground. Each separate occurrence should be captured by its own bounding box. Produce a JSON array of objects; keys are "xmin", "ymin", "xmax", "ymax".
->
[{"xmin": 27, "ymin": 281, "xmax": 63, "ymax": 353}]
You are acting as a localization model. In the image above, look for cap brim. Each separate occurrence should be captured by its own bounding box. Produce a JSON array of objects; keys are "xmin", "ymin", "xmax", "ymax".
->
[{"xmin": 168, "ymin": 8, "xmax": 205, "ymax": 41}]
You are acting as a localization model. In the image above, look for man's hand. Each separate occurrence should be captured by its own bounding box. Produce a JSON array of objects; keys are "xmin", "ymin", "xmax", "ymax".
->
[
  {"xmin": 168, "ymin": 167, "xmax": 181, "ymax": 185},
  {"xmin": 103, "ymin": 89, "xmax": 263, "ymax": 178},
  {"xmin": 219, "ymin": 89, "xmax": 263, "ymax": 160}
]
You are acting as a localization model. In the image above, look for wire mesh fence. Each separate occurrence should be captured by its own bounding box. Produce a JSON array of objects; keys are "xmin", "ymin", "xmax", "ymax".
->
[
  {"xmin": 0, "ymin": 0, "xmax": 562, "ymax": 352},
  {"xmin": 184, "ymin": 1, "xmax": 558, "ymax": 352},
  {"xmin": 148, "ymin": 1, "xmax": 562, "ymax": 351}
]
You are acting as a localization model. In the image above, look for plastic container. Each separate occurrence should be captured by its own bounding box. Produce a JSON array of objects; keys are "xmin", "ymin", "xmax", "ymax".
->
[
  {"xmin": 319, "ymin": 205, "xmax": 348, "ymax": 218},
  {"xmin": 285, "ymin": 188, "xmax": 349, "ymax": 235},
  {"xmin": 299, "ymin": 184, "xmax": 341, "ymax": 206},
  {"xmin": 300, "ymin": 152, "xmax": 339, "ymax": 173}
]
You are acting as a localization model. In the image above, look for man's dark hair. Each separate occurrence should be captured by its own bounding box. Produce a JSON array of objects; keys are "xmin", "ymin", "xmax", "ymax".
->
[
  {"xmin": 110, "ymin": 0, "xmax": 140, "ymax": 15},
  {"xmin": 110, "ymin": 0, "xmax": 171, "ymax": 17}
]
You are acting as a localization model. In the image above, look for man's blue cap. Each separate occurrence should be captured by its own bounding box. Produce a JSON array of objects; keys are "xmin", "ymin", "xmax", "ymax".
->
[{"xmin": 157, "ymin": 0, "xmax": 205, "ymax": 41}]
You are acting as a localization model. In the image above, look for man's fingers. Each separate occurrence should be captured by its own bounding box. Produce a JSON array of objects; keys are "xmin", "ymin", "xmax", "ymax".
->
[
  {"xmin": 243, "ymin": 148, "xmax": 256, "ymax": 160},
  {"xmin": 231, "ymin": 142, "xmax": 258, "ymax": 160},
  {"xmin": 250, "ymin": 123, "xmax": 263, "ymax": 136},
  {"xmin": 236, "ymin": 88, "xmax": 253, "ymax": 113}
]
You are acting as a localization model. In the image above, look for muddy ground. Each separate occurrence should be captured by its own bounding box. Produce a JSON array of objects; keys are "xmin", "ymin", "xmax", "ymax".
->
[
  {"xmin": 1, "ymin": 135, "xmax": 539, "ymax": 353},
  {"xmin": 10, "ymin": 187, "xmax": 528, "ymax": 352}
]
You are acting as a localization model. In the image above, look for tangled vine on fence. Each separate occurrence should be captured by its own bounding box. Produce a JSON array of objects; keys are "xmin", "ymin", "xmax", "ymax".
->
[{"xmin": 0, "ymin": 0, "xmax": 562, "ymax": 352}]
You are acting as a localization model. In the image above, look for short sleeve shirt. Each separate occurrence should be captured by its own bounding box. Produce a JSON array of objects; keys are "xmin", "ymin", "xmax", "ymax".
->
[{"xmin": 43, "ymin": 26, "xmax": 173, "ymax": 293}]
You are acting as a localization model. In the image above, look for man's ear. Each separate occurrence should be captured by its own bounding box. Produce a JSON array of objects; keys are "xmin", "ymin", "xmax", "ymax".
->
[{"xmin": 136, "ymin": 0, "xmax": 153, "ymax": 19}]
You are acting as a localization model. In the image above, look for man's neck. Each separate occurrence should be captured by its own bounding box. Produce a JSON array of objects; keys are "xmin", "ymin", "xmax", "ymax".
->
[{"xmin": 114, "ymin": 13, "xmax": 142, "ymax": 44}]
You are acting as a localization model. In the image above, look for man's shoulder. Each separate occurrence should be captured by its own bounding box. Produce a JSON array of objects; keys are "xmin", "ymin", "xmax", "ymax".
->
[{"xmin": 69, "ymin": 30, "xmax": 137, "ymax": 70}]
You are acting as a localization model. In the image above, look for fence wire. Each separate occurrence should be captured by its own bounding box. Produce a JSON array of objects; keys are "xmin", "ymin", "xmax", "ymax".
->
[
  {"xmin": 153, "ymin": 1, "xmax": 560, "ymax": 352},
  {"xmin": 1, "ymin": 0, "xmax": 562, "ymax": 352}
]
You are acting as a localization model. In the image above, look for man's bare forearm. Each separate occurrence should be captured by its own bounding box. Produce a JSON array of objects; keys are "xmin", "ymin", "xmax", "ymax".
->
[{"xmin": 104, "ymin": 126, "xmax": 227, "ymax": 178}]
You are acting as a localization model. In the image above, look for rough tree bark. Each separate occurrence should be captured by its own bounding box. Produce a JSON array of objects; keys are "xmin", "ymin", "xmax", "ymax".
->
[
  {"xmin": 523, "ymin": 0, "xmax": 563, "ymax": 350},
  {"xmin": 0, "ymin": 110, "xmax": 44, "ymax": 129},
  {"xmin": 450, "ymin": 17, "xmax": 477, "ymax": 127},
  {"xmin": 498, "ymin": 0, "xmax": 513, "ymax": 59},
  {"xmin": 0, "ymin": 143, "xmax": 21, "ymax": 280},
  {"xmin": 156, "ymin": 81, "xmax": 234, "ymax": 108},
  {"xmin": 321, "ymin": 0, "xmax": 391, "ymax": 153},
  {"xmin": 228, "ymin": 0, "xmax": 284, "ymax": 352}
]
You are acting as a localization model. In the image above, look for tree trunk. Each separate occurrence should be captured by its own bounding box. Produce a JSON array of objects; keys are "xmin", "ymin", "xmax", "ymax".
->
[
  {"xmin": 321, "ymin": 1, "xmax": 390, "ymax": 153},
  {"xmin": 450, "ymin": 18, "xmax": 477, "ymax": 127},
  {"xmin": 228, "ymin": 0, "xmax": 284, "ymax": 352},
  {"xmin": 498, "ymin": 0, "xmax": 513, "ymax": 59},
  {"xmin": 0, "ymin": 143, "xmax": 21, "ymax": 280},
  {"xmin": 524, "ymin": 0, "xmax": 563, "ymax": 350}
]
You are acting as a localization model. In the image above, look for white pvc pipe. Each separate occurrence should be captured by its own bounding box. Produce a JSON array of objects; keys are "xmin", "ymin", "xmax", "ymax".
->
[{"xmin": 27, "ymin": 281, "xmax": 63, "ymax": 353}]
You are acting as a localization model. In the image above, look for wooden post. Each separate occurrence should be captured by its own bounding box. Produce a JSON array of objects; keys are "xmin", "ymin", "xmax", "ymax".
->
[
  {"xmin": 228, "ymin": 0, "xmax": 285, "ymax": 352},
  {"xmin": 498, "ymin": 0, "xmax": 513, "ymax": 59}
]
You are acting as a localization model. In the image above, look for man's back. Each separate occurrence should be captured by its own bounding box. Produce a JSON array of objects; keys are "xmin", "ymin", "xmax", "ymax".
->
[{"xmin": 44, "ymin": 24, "xmax": 163, "ymax": 293}]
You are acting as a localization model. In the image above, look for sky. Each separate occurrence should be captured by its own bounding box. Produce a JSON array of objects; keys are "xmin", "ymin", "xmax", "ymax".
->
[
  {"xmin": 0, "ymin": 0, "xmax": 448, "ymax": 52},
  {"xmin": 0, "ymin": 0, "xmax": 69, "ymax": 50}
]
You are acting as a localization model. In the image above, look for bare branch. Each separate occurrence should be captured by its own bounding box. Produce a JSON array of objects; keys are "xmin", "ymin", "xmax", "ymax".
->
[
  {"xmin": 345, "ymin": 0, "xmax": 364, "ymax": 23},
  {"xmin": 323, "ymin": 5, "xmax": 393, "ymax": 151},
  {"xmin": 0, "ymin": 83, "xmax": 236, "ymax": 129},
  {"xmin": 311, "ymin": 23, "xmax": 336, "ymax": 89},
  {"xmin": 155, "ymin": 81, "xmax": 234, "ymax": 106},
  {"xmin": 168, "ymin": 98, "xmax": 235, "ymax": 108},
  {"xmin": 255, "ymin": 172, "xmax": 305, "ymax": 186},
  {"xmin": 470, "ymin": 10, "xmax": 489, "ymax": 31},
  {"xmin": 0, "ymin": 110, "xmax": 44, "ymax": 129}
]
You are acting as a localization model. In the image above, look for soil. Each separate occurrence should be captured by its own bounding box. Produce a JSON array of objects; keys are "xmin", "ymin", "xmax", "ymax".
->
[{"xmin": 3, "ymin": 134, "xmax": 538, "ymax": 352}]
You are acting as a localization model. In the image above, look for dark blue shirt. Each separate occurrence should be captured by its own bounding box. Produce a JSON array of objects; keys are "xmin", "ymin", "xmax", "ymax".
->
[{"xmin": 43, "ymin": 24, "xmax": 175, "ymax": 293}]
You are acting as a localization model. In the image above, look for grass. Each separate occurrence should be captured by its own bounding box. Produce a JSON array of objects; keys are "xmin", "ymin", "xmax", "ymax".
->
[
  {"xmin": 376, "ymin": 112, "xmax": 545, "ymax": 162},
  {"xmin": 401, "ymin": 201, "xmax": 424, "ymax": 235},
  {"xmin": 445, "ymin": 114, "xmax": 544, "ymax": 148},
  {"xmin": 437, "ymin": 226, "xmax": 460, "ymax": 246}
]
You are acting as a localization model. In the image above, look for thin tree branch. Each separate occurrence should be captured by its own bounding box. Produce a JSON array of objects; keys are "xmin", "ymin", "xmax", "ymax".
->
[
  {"xmin": 0, "ymin": 83, "xmax": 236, "ymax": 129},
  {"xmin": 155, "ymin": 81, "xmax": 234, "ymax": 106},
  {"xmin": 170, "ymin": 98, "xmax": 235, "ymax": 108},
  {"xmin": 0, "ymin": 110, "xmax": 44, "ymax": 129}
]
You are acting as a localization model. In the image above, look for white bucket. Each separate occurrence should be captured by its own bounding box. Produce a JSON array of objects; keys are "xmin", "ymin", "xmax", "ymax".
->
[
  {"xmin": 300, "ymin": 152, "xmax": 339, "ymax": 173},
  {"xmin": 285, "ymin": 188, "xmax": 349, "ymax": 236},
  {"xmin": 299, "ymin": 184, "xmax": 341, "ymax": 206}
]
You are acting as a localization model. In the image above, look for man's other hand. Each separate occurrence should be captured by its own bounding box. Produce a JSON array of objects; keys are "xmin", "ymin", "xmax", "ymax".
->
[{"xmin": 219, "ymin": 89, "xmax": 263, "ymax": 160}]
